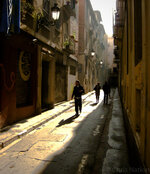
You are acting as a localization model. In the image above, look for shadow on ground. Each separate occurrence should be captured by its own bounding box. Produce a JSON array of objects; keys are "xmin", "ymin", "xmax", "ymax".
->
[
  {"xmin": 56, "ymin": 115, "xmax": 79, "ymax": 127},
  {"xmin": 90, "ymin": 103, "xmax": 98, "ymax": 106},
  {"xmin": 34, "ymin": 96, "xmax": 113, "ymax": 174}
]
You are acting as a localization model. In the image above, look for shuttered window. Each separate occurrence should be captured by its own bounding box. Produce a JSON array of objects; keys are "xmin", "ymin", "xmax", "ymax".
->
[{"xmin": 134, "ymin": 0, "xmax": 142, "ymax": 66}]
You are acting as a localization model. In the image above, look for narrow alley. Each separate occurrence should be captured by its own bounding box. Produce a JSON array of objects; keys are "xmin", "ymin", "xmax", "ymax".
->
[{"xmin": 0, "ymin": 0, "xmax": 150, "ymax": 173}]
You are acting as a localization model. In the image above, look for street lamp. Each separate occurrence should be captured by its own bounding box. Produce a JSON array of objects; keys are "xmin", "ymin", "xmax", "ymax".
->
[
  {"xmin": 36, "ymin": 3, "xmax": 60, "ymax": 31},
  {"xmin": 51, "ymin": 3, "xmax": 60, "ymax": 20},
  {"xmin": 91, "ymin": 49, "xmax": 95, "ymax": 56},
  {"xmin": 100, "ymin": 60, "xmax": 103, "ymax": 65}
]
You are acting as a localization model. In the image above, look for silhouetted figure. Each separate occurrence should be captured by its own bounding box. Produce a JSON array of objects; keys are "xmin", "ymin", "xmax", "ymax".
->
[
  {"xmin": 103, "ymin": 81, "xmax": 110, "ymax": 104},
  {"xmin": 93, "ymin": 82, "xmax": 101, "ymax": 103},
  {"xmin": 71, "ymin": 80, "xmax": 85, "ymax": 116}
]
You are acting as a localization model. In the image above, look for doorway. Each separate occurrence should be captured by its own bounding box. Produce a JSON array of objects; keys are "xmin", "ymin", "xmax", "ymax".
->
[{"xmin": 41, "ymin": 61, "xmax": 49, "ymax": 110}]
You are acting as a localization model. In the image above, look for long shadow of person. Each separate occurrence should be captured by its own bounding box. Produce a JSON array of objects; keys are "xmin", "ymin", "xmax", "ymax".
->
[{"xmin": 56, "ymin": 115, "xmax": 79, "ymax": 127}]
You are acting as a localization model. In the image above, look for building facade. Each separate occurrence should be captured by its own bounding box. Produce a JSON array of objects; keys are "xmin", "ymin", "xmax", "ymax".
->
[
  {"xmin": 113, "ymin": 0, "xmax": 150, "ymax": 170},
  {"xmin": 0, "ymin": 0, "xmax": 109, "ymax": 128},
  {"xmin": 78, "ymin": 0, "xmax": 107, "ymax": 92},
  {"xmin": 0, "ymin": 0, "xmax": 78, "ymax": 127},
  {"xmin": 62, "ymin": 0, "xmax": 79, "ymax": 100}
]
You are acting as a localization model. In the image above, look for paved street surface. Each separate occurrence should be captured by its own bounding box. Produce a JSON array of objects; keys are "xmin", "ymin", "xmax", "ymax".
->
[{"xmin": 0, "ymin": 89, "xmax": 129, "ymax": 174}]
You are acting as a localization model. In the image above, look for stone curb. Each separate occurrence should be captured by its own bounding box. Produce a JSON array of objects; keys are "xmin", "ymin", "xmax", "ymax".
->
[
  {"xmin": 102, "ymin": 89, "xmax": 129, "ymax": 174},
  {"xmin": 0, "ymin": 91, "xmax": 94, "ymax": 150}
]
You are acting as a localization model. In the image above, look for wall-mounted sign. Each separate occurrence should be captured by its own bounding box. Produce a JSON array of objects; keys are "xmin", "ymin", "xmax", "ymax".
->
[{"xmin": 19, "ymin": 51, "xmax": 31, "ymax": 81}]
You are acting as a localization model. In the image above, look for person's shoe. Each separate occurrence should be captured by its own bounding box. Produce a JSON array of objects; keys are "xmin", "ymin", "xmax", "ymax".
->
[
  {"xmin": 79, "ymin": 110, "xmax": 82, "ymax": 115},
  {"xmin": 73, "ymin": 114, "xmax": 78, "ymax": 119}
]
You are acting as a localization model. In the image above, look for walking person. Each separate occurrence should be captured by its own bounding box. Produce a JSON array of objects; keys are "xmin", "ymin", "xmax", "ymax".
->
[
  {"xmin": 108, "ymin": 82, "xmax": 111, "ymax": 99},
  {"xmin": 102, "ymin": 81, "xmax": 110, "ymax": 104},
  {"xmin": 93, "ymin": 82, "xmax": 101, "ymax": 103},
  {"xmin": 71, "ymin": 80, "xmax": 85, "ymax": 116}
]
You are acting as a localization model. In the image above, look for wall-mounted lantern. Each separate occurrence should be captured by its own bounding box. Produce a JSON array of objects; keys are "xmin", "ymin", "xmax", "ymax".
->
[
  {"xmin": 100, "ymin": 60, "xmax": 103, "ymax": 65},
  {"xmin": 91, "ymin": 49, "xmax": 95, "ymax": 56},
  {"xmin": 36, "ymin": 3, "xmax": 60, "ymax": 31},
  {"xmin": 51, "ymin": 3, "xmax": 60, "ymax": 21}
]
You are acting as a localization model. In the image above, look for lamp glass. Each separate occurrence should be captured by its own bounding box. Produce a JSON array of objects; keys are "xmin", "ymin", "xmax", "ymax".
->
[
  {"xmin": 51, "ymin": 3, "xmax": 60, "ymax": 20},
  {"xmin": 52, "ymin": 11, "xmax": 60, "ymax": 20},
  {"xmin": 91, "ymin": 51, "xmax": 95, "ymax": 56},
  {"xmin": 100, "ymin": 60, "xmax": 103, "ymax": 65}
]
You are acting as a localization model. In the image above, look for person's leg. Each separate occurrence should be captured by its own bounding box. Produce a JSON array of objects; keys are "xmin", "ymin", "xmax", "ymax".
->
[
  {"xmin": 95, "ymin": 93, "xmax": 97, "ymax": 103},
  {"xmin": 104, "ymin": 93, "xmax": 106, "ymax": 104},
  {"xmin": 79, "ymin": 98, "xmax": 82, "ymax": 113},
  {"xmin": 106, "ymin": 94, "xmax": 108, "ymax": 104},
  {"xmin": 108, "ymin": 92, "xmax": 110, "ymax": 98},
  {"xmin": 75, "ymin": 99, "xmax": 79, "ymax": 115},
  {"xmin": 97, "ymin": 93, "xmax": 100, "ymax": 102}
]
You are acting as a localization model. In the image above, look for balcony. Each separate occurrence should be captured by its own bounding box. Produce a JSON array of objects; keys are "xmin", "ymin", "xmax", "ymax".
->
[
  {"xmin": 114, "ymin": 49, "xmax": 119, "ymax": 56},
  {"xmin": 21, "ymin": 2, "xmax": 35, "ymax": 29},
  {"xmin": 62, "ymin": 0, "xmax": 76, "ymax": 19},
  {"xmin": 115, "ymin": 20, "xmax": 124, "ymax": 27},
  {"xmin": 63, "ymin": 37, "xmax": 76, "ymax": 54},
  {"xmin": 113, "ymin": 58, "xmax": 120, "ymax": 63}
]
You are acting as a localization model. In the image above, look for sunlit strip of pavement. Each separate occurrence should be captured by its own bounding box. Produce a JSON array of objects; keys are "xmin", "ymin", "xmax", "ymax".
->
[
  {"xmin": 32, "ymin": 91, "xmax": 105, "ymax": 174},
  {"xmin": 0, "ymin": 91, "xmax": 97, "ymax": 150},
  {"xmin": 0, "ymin": 91, "xmax": 105, "ymax": 174}
]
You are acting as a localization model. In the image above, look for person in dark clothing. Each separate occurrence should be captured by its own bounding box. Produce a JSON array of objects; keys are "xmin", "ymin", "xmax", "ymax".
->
[
  {"xmin": 71, "ymin": 80, "xmax": 85, "ymax": 116},
  {"xmin": 93, "ymin": 82, "xmax": 101, "ymax": 103},
  {"xmin": 102, "ymin": 81, "xmax": 110, "ymax": 104}
]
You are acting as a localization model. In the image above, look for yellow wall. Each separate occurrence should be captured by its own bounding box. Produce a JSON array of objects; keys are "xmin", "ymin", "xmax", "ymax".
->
[
  {"xmin": 117, "ymin": 0, "xmax": 150, "ymax": 170},
  {"xmin": 145, "ymin": 0, "xmax": 150, "ymax": 169}
]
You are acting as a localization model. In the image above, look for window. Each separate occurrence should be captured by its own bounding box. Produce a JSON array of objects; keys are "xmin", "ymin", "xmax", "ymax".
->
[
  {"xmin": 78, "ymin": 64, "xmax": 82, "ymax": 73},
  {"xmin": 70, "ymin": 65, "xmax": 76, "ymax": 75},
  {"xmin": 134, "ymin": 0, "xmax": 142, "ymax": 66},
  {"xmin": 43, "ymin": 0, "xmax": 50, "ymax": 18},
  {"xmin": 26, "ymin": 0, "xmax": 33, "ymax": 4},
  {"xmin": 71, "ymin": 0, "xmax": 76, "ymax": 9},
  {"xmin": 113, "ymin": 67, "xmax": 118, "ymax": 73}
]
